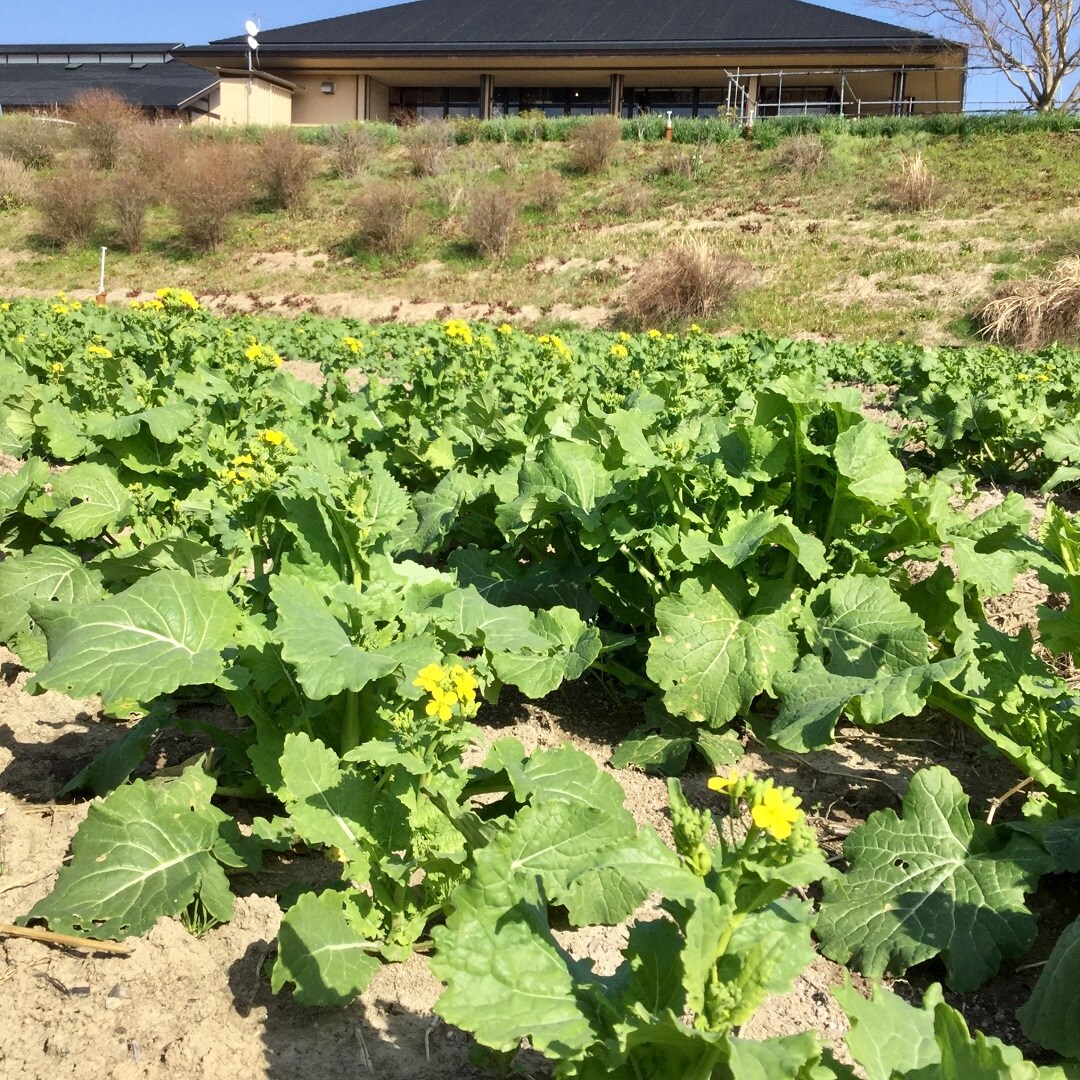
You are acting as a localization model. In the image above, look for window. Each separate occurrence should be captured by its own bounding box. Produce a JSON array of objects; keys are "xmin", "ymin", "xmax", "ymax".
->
[{"xmin": 756, "ymin": 85, "xmax": 840, "ymax": 117}]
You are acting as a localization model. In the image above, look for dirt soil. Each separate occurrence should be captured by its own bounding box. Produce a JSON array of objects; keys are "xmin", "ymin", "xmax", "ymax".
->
[{"xmin": 0, "ymin": 642, "xmax": 1062, "ymax": 1079}]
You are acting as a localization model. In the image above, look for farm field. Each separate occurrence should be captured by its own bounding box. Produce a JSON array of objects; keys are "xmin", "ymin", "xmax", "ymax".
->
[{"xmin": 2, "ymin": 292, "xmax": 1080, "ymax": 1079}]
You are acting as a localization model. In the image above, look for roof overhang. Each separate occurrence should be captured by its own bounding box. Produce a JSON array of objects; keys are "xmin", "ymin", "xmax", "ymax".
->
[{"xmin": 212, "ymin": 67, "xmax": 297, "ymax": 91}]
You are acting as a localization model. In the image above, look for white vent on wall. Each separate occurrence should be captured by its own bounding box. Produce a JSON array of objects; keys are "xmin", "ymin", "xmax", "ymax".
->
[{"xmin": 321, "ymin": 81, "xmax": 336, "ymax": 95}]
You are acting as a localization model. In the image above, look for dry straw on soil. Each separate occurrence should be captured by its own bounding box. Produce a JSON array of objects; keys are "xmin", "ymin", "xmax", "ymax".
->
[
  {"xmin": 620, "ymin": 236, "xmax": 752, "ymax": 325},
  {"xmin": 978, "ymin": 257, "xmax": 1080, "ymax": 348},
  {"xmin": 773, "ymin": 134, "xmax": 830, "ymax": 177}
]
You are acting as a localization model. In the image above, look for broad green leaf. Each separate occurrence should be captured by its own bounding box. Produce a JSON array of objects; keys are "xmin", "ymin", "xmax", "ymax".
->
[
  {"xmin": 49, "ymin": 463, "xmax": 133, "ymax": 540},
  {"xmin": 833, "ymin": 422, "xmax": 907, "ymax": 505},
  {"xmin": 490, "ymin": 606, "xmax": 602, "ymax": 697},
  {"xmin": 817, "ymin": 767, "xmax": 1051, "ymax": 991},
  {"xmin": 648, "ymin": 577, "xmax": 798, "ymax": 726},
  {"xmin": 58, "ymin": 710, "xmax": 169, "ymax": 797},
  {"xmin": 726, "ymin": 1032, "xmax": 841, "ymax": 1080},
  {"xmin": 803, "ymin": 576, "xmax": 929, "ymax": 678},
  {"xmin": 24, "ymin": 767, "xmax": 241, "ymax": 939},
  {"xmin": 437, "ymin": 585, "xmax": 551, "ymax": 653},
  {"xmin": 834, "ymin": 980, "xmax": 942, "ymax": 1080},
  {"xmin": 0, "ymin": 546, "xmax": 103, "ymax": 670},
  {"xmin": 610, "ymin": 731, "xmax": 692, "ymax": 776},
  {"xmin": 270, "ymin": 575, "xmax": 397, "ymax": 700},
  {"xmin": 1018, "ymin": 914, "xmax": 1080, "ymax": 1057},
  {"xmin": 715, "ymin": 508, "xmax": 828, "ymax": 580},
  {"xmin": 0, "ymin": 457, "xmax": 48, "ymax": 515},
  {"xmin": 271, "ymin": 890, "xmax": 381, "ymax": 1006},
  {"xmin": 32, "ymin": 570, "xmax": 239, "ymax": 714}
]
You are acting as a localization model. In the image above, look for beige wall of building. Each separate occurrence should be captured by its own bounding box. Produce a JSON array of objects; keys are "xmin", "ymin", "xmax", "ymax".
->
[
  {"xmin": 217, "ymin": 76, "xmax": 292, "ymax": 125},
  {"xmin": 290, "ymin": 73, "xmax": 364, "ymax": 123},
  {"xmin": 367, "ymin": 77, "xmax": 391, "ymax": 121}
]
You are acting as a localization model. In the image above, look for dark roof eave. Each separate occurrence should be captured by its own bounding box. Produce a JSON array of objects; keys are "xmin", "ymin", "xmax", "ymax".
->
[{"xmin": 178, "ymin": 37, "xmax": 962, "ymax": 63}]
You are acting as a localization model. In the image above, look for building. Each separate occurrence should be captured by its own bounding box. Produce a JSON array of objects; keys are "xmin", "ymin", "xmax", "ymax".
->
[
  {"xmin": 175, "ymin": 0, "xmax": 967, "ymax": 125},
  {"xmin": 0, "ymin": 44, "xmax": 218, "ymax": 120}
]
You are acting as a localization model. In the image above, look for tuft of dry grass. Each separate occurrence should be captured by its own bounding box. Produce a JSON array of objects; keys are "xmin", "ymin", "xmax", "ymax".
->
[
  {"xmin": 259, "ymin": 131, "xmax": 320, "ymax": 210},
  {"xmin": 0, "ymin": 116, "xmax": 67, "ymax": 169},
  {"xmin": 620, "ymin": 237, "xmax": 752, "ymax": 326},
  {"xmin": 891, "ymin": 150, "xmax": 941, "ymax": 212},
  {"xmin": 403, "ymin": 121, "xmax": 454, "ymax": 177},
  {"xmin": 168, "ymin": 143, "xmax": 254, "ymax": 251},
  {"xmin": 463, "ymin": 185, "xmax": 519, "ymax": 258},
  {"xmin": 978, "ymin": 257, "xmax": 1080, "ymax": 348},
  {"xmin": 108, "ymin": 169, "xmax": 157, "ymax": 252},
  {"xmin": 772, "ymin": 134, "xmax": 830, "ymax": 177},
  {"xmin": 567, "ymin": 115, "xmax": 622, "ymax": 175},
  {"xmin": 329, "ymin": 124, "xmax": 378, "ymax": 180},
  {"xmin": 491, "ymin": 142, "xmax": 519, "ymax": 174},
  {"xmin": 0, "ymin": 154, "xmax": 35, "ymax": 211},
  {"xmin": 352, "ymin": 180, "xmax": 423, "ymax": 254},
  {"xmin": 522, "ymin": 169, "xmax": 568, "ymax": 214},
  {"xmin": 36, "ymin": 171, "xmax": 104, "ymax": 247},
  {"xmin": 65, "ymin": 89, "xmax": 142, "ymax": 170},
  {"xmin": 650, "ymin": 143, "xmax": 714, "ymax": 180},
  {"xmin": 606, "ymin": 179, "xmax": 654, "ymax": 217}
]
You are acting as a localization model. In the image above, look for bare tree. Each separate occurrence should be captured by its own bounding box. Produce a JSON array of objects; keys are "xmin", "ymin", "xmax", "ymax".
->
[{"xmin": 878, "ymin": 0, "xmax": 1080, "ymax": 111}]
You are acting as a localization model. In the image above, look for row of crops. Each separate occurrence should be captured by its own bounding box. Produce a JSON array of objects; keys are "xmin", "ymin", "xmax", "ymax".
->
[{"xmin": 2, "ymin": 292, "xmax": 1080, "ymax": 1076}]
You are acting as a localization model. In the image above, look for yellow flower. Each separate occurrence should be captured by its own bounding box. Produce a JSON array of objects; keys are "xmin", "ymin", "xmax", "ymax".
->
[
  {"xmin": 53, "ymin": 304, "xmax": 70, "ymax": 316},
  {"xmin": 1036, "ymin": 374, "xmax": 1049, "ymax": 382},
  {"xmin": 413, "ymin": 663, "xmax": 446, "ymax": 694},
  {"xmin": 610, "ymin": 343, "xmax": 629, "ymax": 359},
  {"xmin": 260, "ymin": 429, "xmax": 287, "ymax": 446},
  {"xmin": 707, "ymin": 769, "xmax": 741, "ymax": 795},
  {"xmin": 750, "ymin": 787, "xmax": 801, "ymax": 841},
  {"xmin": 0, "ymin": 302, "xmax": 9, "ymax": 311},
  {"xmin": 449, "ymin": 664, "xmax": 478, "ymax": 703},
  {"xmin": 424, "ymin": 685, "xmax": 458, "ymax": 722},
  {"xmin": 1017, "ymin": 373, "xmax": 1029, "ymax": 382},
  {"xmin": 619, "ymin": 331, "xmax": 631, "ymax": 341},
  {"xmin": 231, "ymin": 453, "xmax": 254, "ymax": 466},
  {"xmin": 245, "ymin": 343, "xmax": 265, "ymax": 362},
  {"xmin": 50, "ymin": 362, "xmax": 64, "ymax": 374},
  {"xmin": 690, "ymin": 323, "xmax": 703, "ymax": 333},
  {"xmin": 444, "ymin": 320, "xmax": 474, "ymax": 346},
  {"xmin": 341, "ymin": 336, "xmax": 364, "ymax": 354},
  {"xmin": 497, "ymin": 323, "xmax": 514, "ymax": 335},
  {"xmin": 647, "ymin": 328, "xmax": 662, "ymax": 339},
  {"xmin": 86, "ymin": 344, "xmax": 113, "ymax": 358},
  {"xmin": 70, "ymin": 301, "xmax": 82, "ymax": 311},
  {"xmin": 16, "ymin": 334, "xmax": 25, "ymax": 344}
]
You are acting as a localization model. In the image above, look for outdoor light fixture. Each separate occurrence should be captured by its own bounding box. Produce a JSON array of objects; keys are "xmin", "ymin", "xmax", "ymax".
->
[{"xmin": 321, "ymin": 81, "xmax": 336, "ymax": 94}]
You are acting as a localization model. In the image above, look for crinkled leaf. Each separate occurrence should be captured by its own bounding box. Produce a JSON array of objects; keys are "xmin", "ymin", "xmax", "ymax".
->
[
  {"xmin": 648, "ymin": 577, "xmax": 798, "ymax": 726},
  {"xmin": 833, "ymin": 422, "xmax": 907, "ymax": 505},
  {"xmin": 32, "ymin": 570, "xmax": 239, "ymax": 714},
  {"xmin": 24, "ymin": 767, "xmax": 240, "ymax": 939},
  {"xmin": 271, "ymin": 890, "xmax": 381, "ymax": 1006},
  {"xmin": 817, "ymin": 767, "xmax": 1051, "ymax": 991},
  {"xmin": 49, "ymin": 463, "xmax": 133, "ymax": 540}
]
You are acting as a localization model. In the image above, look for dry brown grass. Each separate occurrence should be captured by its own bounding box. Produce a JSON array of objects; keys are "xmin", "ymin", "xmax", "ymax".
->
[
  {"xmin": 65, "ymin": 89, "xmax": 142, "ymax": 170},
  {"xmin": 259, "ymin": 131, "xmax": 320, "ymax": 210},
  {"xmin": 403, "ymin": 121, "xmax": 453, "ymax": 177},
  {"xmin": 0, "ymin": 154, "xmax": 34, "ymax": 211},
  {"xmin": 329, "ymin": 124, "xmax": 378, "ymax": 180},
  {"xmin": 122, "ymin": 124, "xmax": 183, "ymax": 186},
  {"xmin": 168, "ymin": 144, "xmax": 254, "ymax": 252},
  {"xmin": 978, "ymin": 257, "xmax": 1080, "ymax": 348},
  {"xmin": 772, "ymin": 134, "xmax": 830, "ymax": 177},
  {"xmin": 620, "ymin": 236, "xmax": 752, "ymax": 326},
  {"xmin": 891, "ymin": 150, "xmax": 941, "ymax": 212},
  {"xmin": 491, "ymin": 143, "xmax": 519, "ymax": 174},
  {"xmin": 606, "ymin": 179, "xmax": 654, "ymax": 217},
  {"xmin": 567, "ymin": 115, "xmax": 622, "ymax": 174},
  {"xmin": 352, "ymin": 180, "xmax": 423, "ymax": 254},
  {"xmin": 522, "ymin": 168, "xmax": 568, "ymax": 213},
  {"xmin": 108, "ymin": 169, "xmax": 156, "ymax": 252},
  {"xmin": 650, "ymin": 143, "xmax": 714, "ymax": 179},
  {"xmin": 463, "ymin": 185, "xmax": 519, "ymax": 258},
  {"xmin": 36, "ymin": 171, "xmax": 104, "ymax": 247},
  {"xmin": 0, "ymin": 116, "xmax": 67, "ymax": 169}
]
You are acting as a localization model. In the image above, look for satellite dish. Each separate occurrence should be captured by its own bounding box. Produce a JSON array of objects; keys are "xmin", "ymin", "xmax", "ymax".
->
[
  {"xmin": 244, "ymin": 19, "xmax": 259, "ymax": 37},
  {"xmin": 246, "ymin": 35, "xmax": 259, "ymax": 50}
]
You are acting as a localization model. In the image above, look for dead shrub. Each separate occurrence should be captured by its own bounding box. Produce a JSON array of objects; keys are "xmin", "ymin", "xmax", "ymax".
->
[
  {"xmin": 122, "ymin": 124, "xmax": 183, "ymax": 186},
  {"xmin": 66, "ymin": 89, "xmax": 142, "ymax": 170},
  {"xmin": 567, "ymin": 115, "xmax": 622, "ymax": 174},
  {"xmin": 352, "ymin": 180, "xmax": 423, "ymax": 254},
  {"xmin": 403, "ymin": 121, "xmax": 453, "ymax": 177},
  {"xmin": 0, "ymin": 154, "xmax": 35, "ymax": 211},
  {"xmin": 772, "ymin": 134, "xmax": 830, "ymax": 177},
  {"xmin": 522, "ymin": 169, "xmax": 568, "ymax": 213},
  {"xmin": 606, "ymin": 179, "xmax": 654, "ymax": 217},
  {"xmin": 651, "ymin": 143, "xmax": 714, "ymax": 179},
  {"xmin": 168, "ymin": 144, "xmax": 254, "ymax": 252},
  {"xmin": 891, "ymin": 150, "xmax": 940, "ymax": 212},
  {"xmin": 109, "ymin": 169, "xmax": 157, "ymax": 252},
  {"xmin": 36, "ymin": 171, "xmax": 104, "ymax": 247},
  {"xmin": 425, "ymin": 172, "xmax": 469, "ymax": 213},
  {"xmin": 259, "ymin": 131, "xmax": 320, "ymax": 210},
  {"xmin": 329, "ymin": 124, "xmax": 378, "ymax": 179},
  {"xmin": 0, "ymin": 116, "xmax": 67, "ymax": 169},
  {"xmin": 977, "ymin": 257, "xmax": 1080, "ymax": 349},
  {"xmin": 492, "ymin": 142, "xmax": 519, "ymax": 174},
  {"xmin": 464, "ymin": 185, "xmax": 518, "ymax": 258},
  {"xmin": 620, "ymin": 237, "xmax": 751, "ymax": 326}
]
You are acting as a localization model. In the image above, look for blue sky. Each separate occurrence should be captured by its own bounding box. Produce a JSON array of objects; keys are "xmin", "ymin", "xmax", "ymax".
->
[{"xmin": 5, "ymin": 0, "xmax": 1020, "ymax": 108}]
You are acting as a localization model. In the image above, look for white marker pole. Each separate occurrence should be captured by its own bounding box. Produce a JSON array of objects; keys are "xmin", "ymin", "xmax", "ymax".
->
[{"xmin": 96, "ymin": 247, "xmax": 107, "ymax": 304}]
